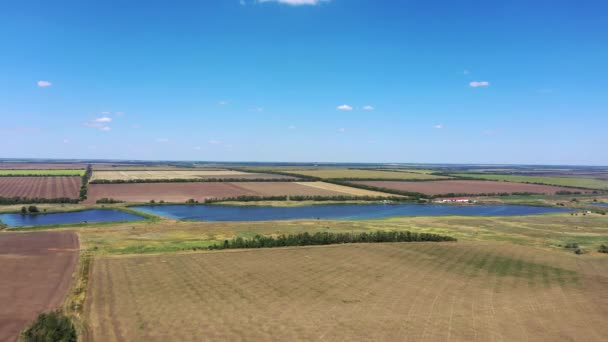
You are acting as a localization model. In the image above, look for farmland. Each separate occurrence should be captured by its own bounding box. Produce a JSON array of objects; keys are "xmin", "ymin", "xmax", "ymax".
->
[
  {"xmin": 90, "ymin": 170, "xmax": 295, "ymax": 181},
  {"xmin": 85, "ymin": 242, "xmax": 608, "ymax": 341},
  {"xmin": 0, "ymin": 177, "xmax": 81, "ymax": 199},
  {"xmin": 86, "ymin": 181, "xmax": 390, "ymax": 203},
  {"xmin": 352, "ymin": 180, "xmax": 587, "ymax": 195},
  {"xmin": 451, "ymin": 174, "xmax": 608, "ymax": 190},
  {"xmin": 0, "ymin": 231, "xmax": 79, "ymax": 342},
  {"xmin": 0, "ymin": 163, "xmax": 86, "ymax": 169},
  {"xmin": 281, "ymin": 168, "xmax": 449, "ymax": 180},
  {"xmin": 0, "ymin": 169, "xmax": 85, "ymax": 176}
]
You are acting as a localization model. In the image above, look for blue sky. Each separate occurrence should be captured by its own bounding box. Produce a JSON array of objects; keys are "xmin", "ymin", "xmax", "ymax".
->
[{"xmin": 1, "ymin": 0, "xmax": 607, "ymax": 165}]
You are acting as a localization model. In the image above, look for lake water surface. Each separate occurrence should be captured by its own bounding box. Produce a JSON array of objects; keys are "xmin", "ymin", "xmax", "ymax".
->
[
  {"xmin": 132, "ymin": 203, "xmax": 571, "ymax": 222},
  {"xmin": 0, "ymin": 209, "xmax": 145, "ymax": 227}
]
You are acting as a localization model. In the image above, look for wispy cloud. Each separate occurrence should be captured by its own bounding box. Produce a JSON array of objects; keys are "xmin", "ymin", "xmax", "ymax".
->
[
  {"xmin": 84, "ymin": 117, "xmax": 112, "ymax": 131},
  {"xmin": 217, "ymin": 100, "xmax": 229, "ymax": 106},
  {"xmin": 258, "ymin": 0, "xmax": 329, "ymax": 5},
  {"xmin": 208, "ymin": 139, "xmax": 222, "ymax": 145},
  {"xmin": 362, "ymin": 105, "xmax": 374, "ymax": 111},
  {"xmin": 95, "ymin": 117, "xmax": 112, "ymax": 123},
  {"xmin": 63, "ymin": 139, "xmax": 70, "ymax": 144},
  {"xmin": 288, "ymin": 125, "xmax": 296, "ymax": 130},
  {"xmin": 157, "ymin": 138, "xmax": 169, "ymax": 143},
  {"xmin": 338, "ymin": 128, "xmax": 346, "ymax": 133},
  {"xmin": 337, "ymin": 104, "xmax": 353, "ymax": 111},
  {"xmin": 37, "ymin": 80, "xmax": 52, "ymax": 88},
  {"xmin": 434, "ymin": 124, "xmax": 444, "ymax": 129},
  {"xmin": 469, "ymin": 81, "xmax": 489, "ymax": 88}
]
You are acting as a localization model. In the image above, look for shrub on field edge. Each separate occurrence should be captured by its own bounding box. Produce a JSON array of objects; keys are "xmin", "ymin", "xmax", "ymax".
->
[
  {"xmin": 21, "ymin": 310, "xmax": 76, "ymax": 342},
  {"xmin": 598, "ymin": 245, "xmax": 608, "ymax": 253}
]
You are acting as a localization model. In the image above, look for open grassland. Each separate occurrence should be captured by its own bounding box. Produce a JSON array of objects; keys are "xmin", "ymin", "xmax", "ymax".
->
[
  {"xmin": 0, "ymin": 231, "xmax": 79, "ymax": 342},
  {"xmin": 282, "ymin": 168, "xmax": 450, "ymax": 180},
  {"xmin": 0, "ymin": 177, "xmax": 81, "ymax": 199},
  {"xmin": 86, "ymin": 181, "xmax": 371, "ymax": 203},
  {"xmin": 451, "ymin": 173, "xmax": 608, "ymax": 190},
  {"xmin": 85, "ymin": 242, "xmax": 608, "ymax": 341},
  {"xmin": 70, "ymin": 212, "xmax": 608, "ymax": 255},
  {"xmin": 0, "ymin": 169, "xmax": 85, "ymax": 176},
  {"xmin": 90, "ymin": 170, "xmax": 294, "ymax": 181},
  {"xmin": 353, "ymin": 180, "xmax": 585, "ymax": 195}
]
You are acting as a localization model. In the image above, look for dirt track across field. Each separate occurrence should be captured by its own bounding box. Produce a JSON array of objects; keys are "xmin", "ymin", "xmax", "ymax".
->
[
  {"xmin": 352, "ymin": 180, "xmax": 584, "ymax": 195},
  {"xmin": 85, "ymin": 242, "xmax": 608, "ymax": 341},
  {"xmin": 86, "ymin": 181, "xmax": 374, "ymax": 203},
  {"xmin": 0, "ymin": 177, "xmax": 81, "ymax": 199},
  {"xmin": 0, "ymin": 231, "xmax": 79, "ymax": 342}
]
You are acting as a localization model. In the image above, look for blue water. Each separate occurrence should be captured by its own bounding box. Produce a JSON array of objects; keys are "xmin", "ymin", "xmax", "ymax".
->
[
  {"xmin": 591, "ymin": 202, "xmax": 608, "ymax": 207},
  {"xmin": 0, "ymin": 209, "xmax": 145, "ymax": 227},
  {"xmin": 132, "ymin": 204, "xmax": 572, "ymax": 222}
]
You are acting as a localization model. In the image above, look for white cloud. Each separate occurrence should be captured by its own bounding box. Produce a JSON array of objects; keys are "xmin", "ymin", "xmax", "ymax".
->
[
  {"xmin": 217, "ymin": 100, "xmax": 229, "ymax": 106},
  {"xmin": 95, "ymin": 117, "xmax": 112, "ymax": 123},
  {"xmin": 37, "ymin": 80, "xmax": 52, "ymax": 87},
  {"xmin": 434, "ymin": 124, "xmax": 444, "ymax": 129},
  {"xmin": 194, "ymin": 146, "xmax": 202, "ymax": 150},
  {"xmin": 338, "ymin": 128, "xmax": 346, "ymax": 133},
  {"xmin": 208, "ymin": 139, "xmax": 222, "ymax": 145},
  {"xmin": 469, "ymin": 81, "xmax": 489, "ymax": 88},
  {"xmin": 258, "ymin": 0, "xmax": 329, "ymax": 5},
  {"xmin": 63, "ymin": 139, "xmax": 69, "ymax": 144},
  {"xmin": 99, "ymin": 126, "xmax": 111, "ymax": 131},
  {"xmin": 288, "ymin": 125, "xmax": 296, "ymax": 130},
  {"xmin": 157, "ymin": 138, "xmax": 169, "ymax": 143},
  {"xmin": 101, "ymin": 111, "xmax": 112, "ymax": 115},
  {"xmin": 115, "ymin": 111, "xmax": 125, "ymax": 116},
  {"xmin": 362, "ymin": 105, "xmax": 374, "ymax": 111},
  {"xmin": 337, "ymin": 104, "xmax": 353, "ymax": 111}
]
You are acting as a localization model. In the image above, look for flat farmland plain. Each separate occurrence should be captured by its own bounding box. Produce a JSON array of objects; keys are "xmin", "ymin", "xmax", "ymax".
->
[
  {"xmin": 0, "ymin": 169, "xmax": 85, "ymax": 176},
  {"xmin": 85, "ymin": 242, "xmax": 608, "ymax": 341},
  {"xmin": 90, "ymin": 170, "xmax": 295, "ymax": 181},
  {"xmin": 0, "ymin": 231, "xmax": 79, "ymax": 342},
  {"xmin": 282, "ymin": 169, "xmax": 449, "ymax": 180},
  {"xmin": 0, "ymin": 163, "xmax": 86, "ymax": 169},
  {"xmin": 352, "ymin": 180, "xmax": 586, "ymax": 195},
  {"xmin": 0, "ymin": 177, "xmax": 81, "ymax": 199},
  {"xmin": 451, "ymin": 174, "xmax": 608, "ymax": 190},
  {"xmin": 86, "ymin": 181, "xmax": 383, "ymax": 203}
]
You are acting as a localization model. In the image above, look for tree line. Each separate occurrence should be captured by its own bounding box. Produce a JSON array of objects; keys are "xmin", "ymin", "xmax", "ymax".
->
[
  {"xmin": 204, "ymin": 231, "xmax": 456, "ymax": 250},
  {"xmin": 0, "ymin": 196, "xmax": 79, "ymax": 205},
  {"xmin": 89, "ymin": 177, "xmax": 301, "ymax": 184},
  {"xmin": 79, "ymin": 165, "xmax": 93, "ymax": 200}
]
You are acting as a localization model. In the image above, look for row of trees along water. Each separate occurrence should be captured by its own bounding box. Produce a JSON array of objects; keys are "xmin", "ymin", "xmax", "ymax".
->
[
  {"xmin": 206, "ymin": 231, "xmax": 456, "ymax": 250},
  {"xmin": 203, "ymin": 195, "xmax": 408, "ymax": 203},
  {"xmin": 79, "ymin": 165, "xmax": 93, "ymax": 200},
  {"xmin": 0, "ymin": 197, "xmax": 79, "ymax": 205}
]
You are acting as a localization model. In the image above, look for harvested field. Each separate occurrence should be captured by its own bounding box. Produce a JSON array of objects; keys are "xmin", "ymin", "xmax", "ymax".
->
[
  {"xmin": 90, "ymin": 170, "xmax": 294, "ymax": 181},
  {"xmin": 85, "ymin": 242, "xmax": 608, "ymax": 341},
  {"xmin": 0, "ymin": 231, "xmax": 79, "ymax": 342},
  {"xmin": 296, "ymin": 181, "xmax": 395, "ymax": 197},
  {"xmin": 0, "ymin": 177, "xmax": 81, "ymax": 199},
  {"xmin": 0, "ymin": 163, "xmax": 85, "ymax": 169},
  {"xmin": 86, "ymin": 182, "xmax": 361, "ymax": 203},
  {"xmin": 352, "ymin": 180, "xmax": 586, "ymax": 195},
  {"xmin": 450, "ymin": 174, "xmax": 608, "ymax": 190},
  {"xmin": 282, "ymin": 169, "xmax": 449, "ymax": 180}
]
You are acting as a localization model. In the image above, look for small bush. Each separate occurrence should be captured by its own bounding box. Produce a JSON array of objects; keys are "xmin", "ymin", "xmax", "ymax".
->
[
  {"xmin": 96, "ymin": 198, "xmax": 124, "ymax": 204},
  {"xmin": 564, "ymin": 242, "xmax": 579, "ymax": 249},
  {"xmin": 574, "ymin": 248, "xmax": 586, "ymax": 255},
  {"xmin": 598, "ymin": 245, "xmax": 608, "ymax": 253},
  {"xmin": 21, "ymin": 310, "xmax": 76, "ymax": 342},
  {"xmin": 28, "ymin": 205, "xmax": 40, "ymax": 213}
]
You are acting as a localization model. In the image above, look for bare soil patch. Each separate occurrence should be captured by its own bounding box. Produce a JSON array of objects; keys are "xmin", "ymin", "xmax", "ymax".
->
[
  {"xmin": 85, "ymin": 242, "xmax": 608, "ymax": 341},
  {"xmin": 352, "ymin": 180, "xmax": 584, "ymax": 195},
  {"xmin": 90, "ymin": 170, "xmax": 294, "ymax": 181},
  {"xmin": 86, "ymin": 182, "xmax": 350, "ymax": 203},
  {"xmin": 0, "ymin": 231, "xmax": 79, "ymax": 342},
  {"xmin": 0, "ymin": 177, "xmax": 81, "ymax": 199}
]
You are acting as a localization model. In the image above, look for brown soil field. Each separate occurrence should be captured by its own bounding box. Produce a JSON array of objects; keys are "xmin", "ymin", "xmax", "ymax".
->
[
  {"xmin": 0, "ymin": 231, "xmax": 79, "ymax": 342},
  {"xmin": 90, "ymin": 170, "xmax": 294, "ymax": 181},
  {"xmin": 86, "ymin": 182, "xmax": 355, "ymax": 203},
  {"xmin": 0, "ymin": 177, "xmax": 81, "ymax": 199},
  {"xmin": 0, "ymin": 163, "xmax": 86, "ymax": 169},
  {"xmin": 352, "ymin": 180, "xmax": 583, "ymax": 195},
  {"xmin": 85, "ymin": 242, "xmax": 608, "ymax": 341}
]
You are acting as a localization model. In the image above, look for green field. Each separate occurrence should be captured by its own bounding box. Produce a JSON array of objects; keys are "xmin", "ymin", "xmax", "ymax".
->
[
  {"xmin": 451, "ymin": 173, "xmax": 608, "ymax": 190},
  {"xmin": 0, "ymin": 169, "xmax": 85, "ymax": 176},
  {"xmin": 282, "ymin": 168, "xmax": 449, "ymax": 180}
]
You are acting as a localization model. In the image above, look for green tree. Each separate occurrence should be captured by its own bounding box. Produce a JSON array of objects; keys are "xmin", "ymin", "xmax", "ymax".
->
[{"xmin": 21, "ymin": 311, "xmax": 77, "ymax": 342}]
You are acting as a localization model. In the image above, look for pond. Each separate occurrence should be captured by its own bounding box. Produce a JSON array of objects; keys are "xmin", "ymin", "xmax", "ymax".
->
[
  {"xmin": 590, "ymin": 202, "xmax": 608, "ymax": 207},
  {"xmin": 131, "ymin": 203, "xmax": 572, "ymax": 222},
  {"xmin": 0, "ymin": 209, "xmax": 146, "ymax": 227}
]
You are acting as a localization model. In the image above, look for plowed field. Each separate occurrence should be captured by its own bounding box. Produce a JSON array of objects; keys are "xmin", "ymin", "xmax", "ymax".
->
[
  {"xmin": 0, "ymin": 231, "xmax": 79, "ymax": 342},
  {"xmin": 352, "ymin": 180, "xmax": 584, "ymax": 195},
  {"xmin": 0, "ymin": 177, "xmax": 81, "ymax": 199}
]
